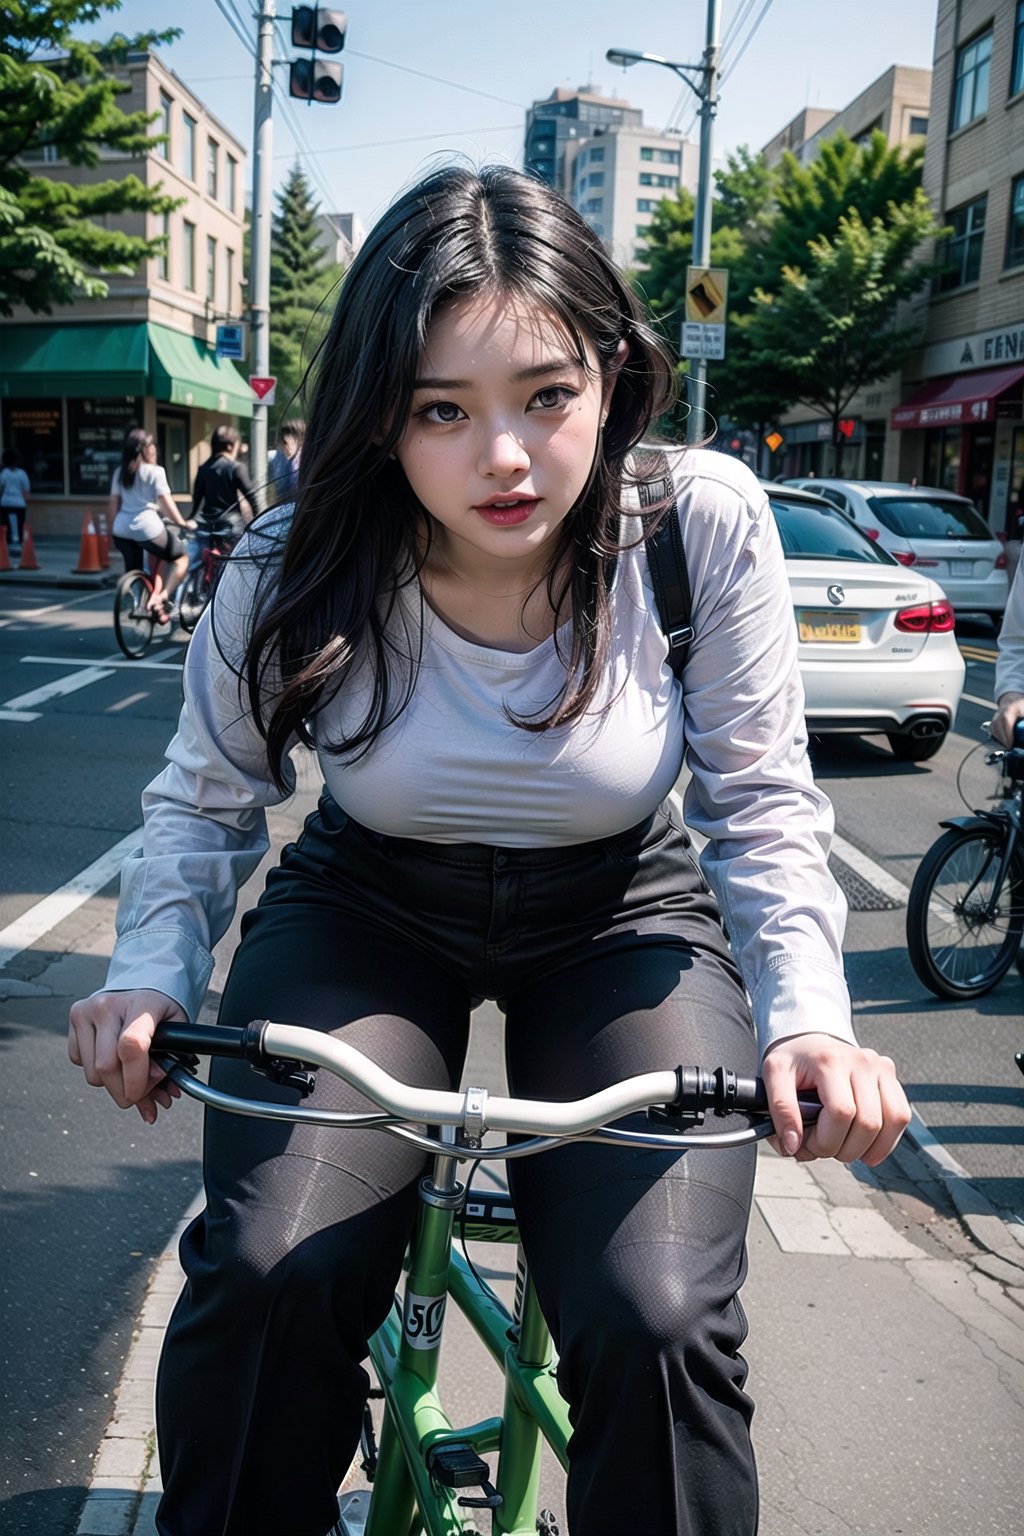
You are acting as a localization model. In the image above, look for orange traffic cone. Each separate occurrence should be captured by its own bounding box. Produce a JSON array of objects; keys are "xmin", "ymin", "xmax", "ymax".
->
[
  {"xmin": 18, "ymin": 526, "xmax": 40, "ymax": 570},
  {"xmin": 96, "ymin": 510, "xmax": 110, "ymax": 568},
  {"xmin": 73, "ymin": 513, "xmax": 102, "ymax": 574},
  {"xmin": 0, "ymin": 525, "xmax": 11, "ymax": 572}
]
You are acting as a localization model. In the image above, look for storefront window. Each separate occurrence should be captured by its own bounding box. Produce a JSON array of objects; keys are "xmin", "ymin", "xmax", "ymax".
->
[
  {"xmin": 68, "ymin": 399, "xmax": 142, "ymax": 496},
  {"xmin": 1, "ymin": 400, "xmax": 65, "ymax": 493},
  {"xmin": 923, "ymin": 426, "xmax": 962, "ymax": 494}
]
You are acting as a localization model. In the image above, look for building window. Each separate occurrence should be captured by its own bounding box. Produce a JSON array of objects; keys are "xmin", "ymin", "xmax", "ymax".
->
[
  {"xmin": 588, "ymin": 171, "xmax": 604, "ymax": 187},
  {"xmin": 655, "ymin": 148, "xmax": 680, "ymax": 164},
  {"xmin": 226, "ymin": 247, "xmax": 236, "ymax": 310},
  {"xmin": 909, "ymin": 115, "xmax": 929, "ymax": 135},
  {"xmin": 183, "ymin": 219, "xmax": 196, "ymax": 290},
  {"xmin": 936, "ymin": 195, "xmax": 987, "ymax": 291},
  {"xmin": 227, "ymin": 154, "xmax": 238, "ymax": 212},
  {"xmin": 183, "ymin": 113, "xmax": 197, "ymax": 181},
  {"xmin": 206, "ymin": 236, "xmax": 217, "ymax": 303},
  {"xmin": 589, "ymin": 146, "xmax": 605, "ymax": 161},
  {"xmin": 639, "ymin": 172, "xmax": 677, "ymax": 188},
  {"xmin": 582, "ymin": 197, "xmax": 603, "ymax": 214},
  {"xmin": 207, "ymin": 138, "xmax": 219, "ymax": 200},
  {"xmin": 640, "ymin": 147, "xmax": 654, "ymax": 161},
  {"xmin": 69, "ymin": 398, "xmax": 143, "ymax": 496},
  {"xmin": 950, "ymin": 28, "xmax": 991, "ymax": 131},
  {"xmin": 157, "ymin": 212, "xmax": 170, "ymax": 281},
  {"xmin": 158, "ymin": 93, "xmax": 171, "ymax": 159},
  {"xmin": 1012, "ymin": 1, "xmax": 1024, "ymax": 96},
  {"xmin": 1, "ymin": 400, "xmax": 65, "ymax": 494},
  {"xmin": 1008, "ymin": 176, "xmax": 1024, "ymax": 269},
  {"xmin": 637, "ymin": 198, "xmax": 657, "ymax": 213}
]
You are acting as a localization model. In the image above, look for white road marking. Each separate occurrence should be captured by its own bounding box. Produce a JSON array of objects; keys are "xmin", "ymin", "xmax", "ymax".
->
[
  {"xmin": 961, "ymin": 692, "xmax": 995, "ymax": 709},
  {"xmin": 20, "ymin": 650, "xmax": 182, "ymax": 669},
  {"xmin": 2, "ymin": 666, "xmax": 116, "ymax": 711},
  {"xmin": 830, "ymin": 832, "xmax": 912, "ymax": 904},
  {"xmin": 106, "ymin": 691, "xmax": 150, "ymax": 712},
  {"xmin": 0, "ymin": 709, "xmax": 40, "ymax": 722},
  {"xmin": 0, "ymin": 829, "xmax": 141, "ymax": 970}
]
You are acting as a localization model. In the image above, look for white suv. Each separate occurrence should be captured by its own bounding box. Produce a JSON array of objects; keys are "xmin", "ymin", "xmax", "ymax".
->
[{"xmin": 781, "ymin": 479, "xmax": 1008, "ymax": 623}]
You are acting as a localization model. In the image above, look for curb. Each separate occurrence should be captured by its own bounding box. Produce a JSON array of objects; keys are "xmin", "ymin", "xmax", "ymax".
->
[
  {"xmin": 903, "ymin": 1107, "xmax": 1024, "ymax": 1276},
  {"xmin": 0, "ymin": 568, "xmax": 114, "ymax": 590}
]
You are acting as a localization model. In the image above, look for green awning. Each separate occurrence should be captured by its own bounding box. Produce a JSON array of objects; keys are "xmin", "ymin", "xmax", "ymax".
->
[
  {"xmin": 147, "ymin": 323, "xmax": 252, "ymax": 416},
  {"xmin": 0, "ymin": 320, "xmax": 252, "ymax": 417},
  {"xmin": 0, "ymin": 321, "xmax": 150, "ymax": 396}
]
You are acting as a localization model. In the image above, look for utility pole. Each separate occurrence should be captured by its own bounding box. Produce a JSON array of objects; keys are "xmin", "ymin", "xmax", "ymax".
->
[
  {"xmin": 607, "ymin": 0, "xmax": 721, "ymax": 445},
  {"xmin": 688, "ymin": 0, "xmax": 721, "ymax": 444},
  {"xmin": 249, "ymin": 0, "xmax": 276, "ymax": 483}
]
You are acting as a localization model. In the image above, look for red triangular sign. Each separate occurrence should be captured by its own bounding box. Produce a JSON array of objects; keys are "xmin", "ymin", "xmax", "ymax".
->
[{"xmin": 249, "ymin": 376, "xmax": 277, "ymax": 400}]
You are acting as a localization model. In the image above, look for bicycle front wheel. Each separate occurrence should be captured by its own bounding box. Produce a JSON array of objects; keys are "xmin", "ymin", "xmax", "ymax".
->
[
  {"xmin": 907, "ymin": 825, "xmax": 1024, "ymax": 999},
  {"xmin": 178, "ymin": 563, "xmax": 209, "ymax": 633},
  {"xmin": 114, "ymin": 572, "xmax": 156, "ymax": 659}
]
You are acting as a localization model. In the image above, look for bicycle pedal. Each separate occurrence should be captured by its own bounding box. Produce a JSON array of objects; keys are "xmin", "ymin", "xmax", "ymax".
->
[{"xmin": 426, "ymin": 1443, "xmax": 502, "ymax": 1508}]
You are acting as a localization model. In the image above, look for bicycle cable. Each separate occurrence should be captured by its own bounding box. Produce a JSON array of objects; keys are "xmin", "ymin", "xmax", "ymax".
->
[
  {"xmin": 956, "ymin": 738, "xmax": 1003, "ymax": 814},
  {"xmin": 456, "ymin": 1156, "xmax": 504, "ymax": 1310}
]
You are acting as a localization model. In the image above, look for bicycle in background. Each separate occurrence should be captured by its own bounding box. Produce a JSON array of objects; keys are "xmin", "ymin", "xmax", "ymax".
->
[
  {"xmin": 151, "ymin": 1019, "xmax": 820, "ymax": 1536},
  {"xmin": 113, "ymin": 529, "xmax": 235, "ymax": 659},
  {"xmin": 907, "ymin": 721, "xmax": 1024, "ymax": 998}
]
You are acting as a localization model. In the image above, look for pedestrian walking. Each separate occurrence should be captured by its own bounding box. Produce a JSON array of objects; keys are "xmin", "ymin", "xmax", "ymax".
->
[
  {"xmin": 69, "ymin": 164, "xmax": 910, "ymax": 1536},
  {"xmin": 0, "ymin": 447, "xmax": 31, "ymax": 553},
  {"xmin": 268, "ymin": 418, "xmax": 304, "ymax": 505}
]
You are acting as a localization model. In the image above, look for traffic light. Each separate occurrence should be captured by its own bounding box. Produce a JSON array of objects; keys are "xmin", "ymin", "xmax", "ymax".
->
[{"xmin": 289, "ymin": 7, "xmax": 346, "ymax": 103}]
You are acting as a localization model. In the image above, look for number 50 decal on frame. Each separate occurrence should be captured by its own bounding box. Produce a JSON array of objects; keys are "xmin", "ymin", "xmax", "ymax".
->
[{"xmin": 403, "ymin": 1291, "xmax": 447, "ymax": 1350}]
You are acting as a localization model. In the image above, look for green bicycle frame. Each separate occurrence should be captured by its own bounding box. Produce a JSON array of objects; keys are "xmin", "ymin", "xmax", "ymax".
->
[{"xmin": 361, "ymin": 1141, "xmax": 572, "ymax": 1536}]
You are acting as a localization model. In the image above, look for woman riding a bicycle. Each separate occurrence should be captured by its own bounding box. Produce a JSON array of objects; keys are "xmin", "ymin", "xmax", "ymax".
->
[
  {"xmin": 109, "ymin": 429, "xmax": 195, "ymax": 623},
  {"xmin": 70, "ymin": 166, "xmax": 910, "ymax": 1536}
]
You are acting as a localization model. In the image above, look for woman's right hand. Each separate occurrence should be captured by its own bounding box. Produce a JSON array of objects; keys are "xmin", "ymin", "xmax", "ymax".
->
[{"xmin": 68, "ymin": 989, "xmax": 186, "ymax": 1125}]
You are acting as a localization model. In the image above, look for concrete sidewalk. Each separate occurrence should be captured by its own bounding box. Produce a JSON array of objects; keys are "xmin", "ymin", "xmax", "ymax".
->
[{"xmin": 0, "ymin": 534, "xmax": 116, "ymax": 589}]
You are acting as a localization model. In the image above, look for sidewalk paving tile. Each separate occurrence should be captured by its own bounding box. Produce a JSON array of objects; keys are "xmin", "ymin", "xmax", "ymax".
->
[
  {"xmin": 827, "ymin": 1205, "xmax": 926, "ymax": 1260},
  {"xmin": 755, "ymin": 1195, "xmax": 852, "ymax": 1254}
]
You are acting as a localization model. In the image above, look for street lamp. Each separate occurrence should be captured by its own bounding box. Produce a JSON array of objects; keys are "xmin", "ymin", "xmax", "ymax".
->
[{"xmin": 607, "ymin": 1, "xmax": 721, "ymax": 443}]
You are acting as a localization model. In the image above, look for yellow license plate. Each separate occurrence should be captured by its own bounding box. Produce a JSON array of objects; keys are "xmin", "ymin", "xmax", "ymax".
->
[{"xmin": 798, "ymin": 610, "xmax": 861, "ymax": 643}]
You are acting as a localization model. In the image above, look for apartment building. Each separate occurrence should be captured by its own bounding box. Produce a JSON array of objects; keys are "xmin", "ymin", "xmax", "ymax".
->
[
  {"xmin": 889, "ymin": 0, "xmax": 1024, "ymax": 534},
  {"xmin": 525, "ymin": 87, "xmax": 698, "ymax": 268},
  {"xmin": 0, "ymin": 51, "xmax": 251, "ymax": 533},
  {"xmin": 314, "ymin": 211, "xmax": 366, "ymax": 269}
]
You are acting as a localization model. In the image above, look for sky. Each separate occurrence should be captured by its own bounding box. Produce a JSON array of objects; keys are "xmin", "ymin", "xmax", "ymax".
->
[{"xmin": 85, "ymin": 0, "xmax": 940, "ymax": 233}]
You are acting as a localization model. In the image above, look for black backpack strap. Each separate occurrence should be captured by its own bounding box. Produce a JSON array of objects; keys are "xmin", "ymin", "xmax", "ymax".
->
[{"xmin": 637, "ymin": 450, "xmax": 694, "ymax": 678}]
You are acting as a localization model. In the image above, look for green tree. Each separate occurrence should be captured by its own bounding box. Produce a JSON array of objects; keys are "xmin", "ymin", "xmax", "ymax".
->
[
  {"xmin": 0, "ymin": 0, "xmax": 181, "ymax": 316},
  {"xmin": 269, "ymin": 163, "xmax": 343, "ymax": 423},
  {"xmin": 747, "ymin": 185, "xmax": 944, "ymax": 472}
]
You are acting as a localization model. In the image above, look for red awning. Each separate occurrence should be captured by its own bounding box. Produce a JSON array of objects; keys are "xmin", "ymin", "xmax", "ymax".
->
[{"xmin": 890, "ymin": 365, "xmax": 1024, "ymax": 430}]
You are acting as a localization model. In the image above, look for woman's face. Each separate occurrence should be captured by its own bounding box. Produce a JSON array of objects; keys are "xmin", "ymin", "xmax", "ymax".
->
[
  {"xmin": 394, "ymin": 289, "xmax": 614, "ymax": 576},
  {"xmin": 143, "ymin": 440, "xmax": 157, "ymax": 464}
]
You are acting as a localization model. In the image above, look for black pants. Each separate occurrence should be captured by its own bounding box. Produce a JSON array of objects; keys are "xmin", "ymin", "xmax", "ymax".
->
[{"xmin": 155, "ymin": 797, "xmax": 759, "ymax": 1536}]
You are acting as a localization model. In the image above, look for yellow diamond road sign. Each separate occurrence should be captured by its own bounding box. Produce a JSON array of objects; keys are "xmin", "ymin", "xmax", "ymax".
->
[{"xmin": 682, "ymin": 266, "xmax": 729, "ymax": 360}]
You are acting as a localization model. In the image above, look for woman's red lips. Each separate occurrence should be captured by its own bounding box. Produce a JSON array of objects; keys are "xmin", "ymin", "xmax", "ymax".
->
[{"xmin": 474, "ymin": 497, "xmax": 539, "ymax": 525}]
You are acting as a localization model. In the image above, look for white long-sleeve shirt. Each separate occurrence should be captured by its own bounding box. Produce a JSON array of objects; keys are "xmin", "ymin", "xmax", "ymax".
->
[
  {"xmin": 995, "ymin": 559, "xmax": 1024, "ymax": 703},
  {"xmin": 104, "ymin": 450, "xmax": 855, "ymax": 1059}
]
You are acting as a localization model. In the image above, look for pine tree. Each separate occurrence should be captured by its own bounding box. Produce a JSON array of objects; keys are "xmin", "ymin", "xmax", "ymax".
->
[
  {"xmin": 0, "ymin": 0, "xmax": 182, "ymax": 315},
  {"xmin": 268, "ymin": 163, "xmax": 343, "ymax": 424}
]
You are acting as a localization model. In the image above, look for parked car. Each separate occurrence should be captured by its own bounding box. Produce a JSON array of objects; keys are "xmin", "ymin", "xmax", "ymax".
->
[
  {"xmin": 780, "ymin": 478, "xmax": 1008, "ymax": 623},
  {"xmin": 765, "ymin": 484, "xmax": 966, "ymax": 762}
]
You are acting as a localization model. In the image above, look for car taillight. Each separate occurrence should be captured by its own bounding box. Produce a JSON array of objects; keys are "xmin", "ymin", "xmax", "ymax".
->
[
  {"xmin": 864, "ymin": 528, "xmax": 880, "ymax": 541},
  {"xmin": 892, "ymin": 550, "xmax": 916, "ymax": 567},
  {"xmin": 895, "ymin": 600, "xmax": 955, "ymax": 633},
  {"xmin": 995, "ymin": 550, "xmax": 1007, "ymax": 569}
]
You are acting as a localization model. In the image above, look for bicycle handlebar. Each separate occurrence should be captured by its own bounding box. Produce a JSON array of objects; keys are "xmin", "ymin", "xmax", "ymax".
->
[{"xmin": 151, "ymin": 1020, "xmax": 820, "ymax": 1154}]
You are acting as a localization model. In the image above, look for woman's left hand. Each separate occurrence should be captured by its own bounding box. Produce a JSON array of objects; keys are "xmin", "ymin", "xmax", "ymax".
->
[{"xmin": 761, "ymin": 1033, "xmax": 911, "ymax": 1167}]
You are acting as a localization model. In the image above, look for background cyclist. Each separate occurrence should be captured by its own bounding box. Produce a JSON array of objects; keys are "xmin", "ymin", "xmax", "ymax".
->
[
  {"xmin": 109, "ymin": 429, "xmax": 195, "ymax": 622},
  {"xmin": 190, "ymin": 424, "xmax": 261, "ymax": 543}
]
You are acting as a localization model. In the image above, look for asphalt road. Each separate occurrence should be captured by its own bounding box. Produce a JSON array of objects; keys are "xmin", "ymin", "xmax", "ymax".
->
[{"xmin": 0, "ymin": 583, "xmax": 1020, "ymax": 1533}]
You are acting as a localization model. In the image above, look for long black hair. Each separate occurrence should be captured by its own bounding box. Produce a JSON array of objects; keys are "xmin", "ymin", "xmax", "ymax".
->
[
  {"xmin": 117, "ymin": 429, "xmax": 151, "ymax": 491},
  {"xmin": 242, "ymin": 164, "xmax": 678, "ymax": 788}
]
